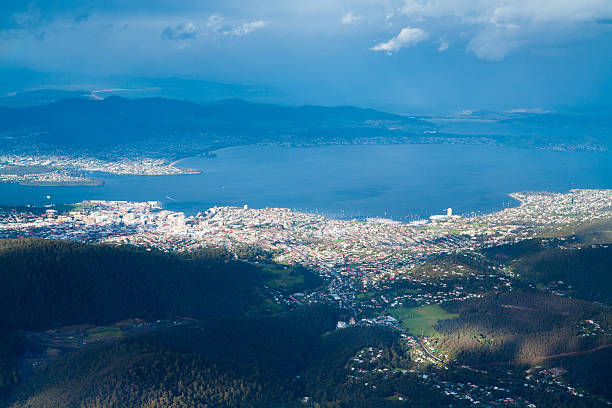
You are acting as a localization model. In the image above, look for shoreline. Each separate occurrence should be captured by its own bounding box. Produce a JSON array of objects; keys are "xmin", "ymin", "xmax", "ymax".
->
[
  {"xmin": 0, "ymin": 189, "xmax": 608, "ymax": 226},
  {"xmin": 18, "ymin": 179, "xmax": 105, "ymax": 187},
  {"xmin": 170, "ymin": 152, "xmax": 218, "ymax": 171}
]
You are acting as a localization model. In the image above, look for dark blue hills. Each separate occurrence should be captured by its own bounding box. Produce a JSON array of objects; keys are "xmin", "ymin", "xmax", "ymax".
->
[
  {"xmin": 0, "ymin": 94, "xmax": 609, "ymax": 152},
  {"xmin": 0, "ymin": 96, "xmax": 425, "ymax": 149}
]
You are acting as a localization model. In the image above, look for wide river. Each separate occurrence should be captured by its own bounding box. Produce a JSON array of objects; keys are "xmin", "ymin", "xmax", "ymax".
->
[{"xmin": 1, "ymin": 144, "xmax": 611, "ymax": 220}]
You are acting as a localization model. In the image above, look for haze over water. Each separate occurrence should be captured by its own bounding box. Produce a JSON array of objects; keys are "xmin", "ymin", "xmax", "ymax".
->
[{"xmin": 1, "ymin": 144, "xmax": 610, "ymax": 220}]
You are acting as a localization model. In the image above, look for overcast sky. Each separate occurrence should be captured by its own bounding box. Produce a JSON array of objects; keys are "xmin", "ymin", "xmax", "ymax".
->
[{"xmin": 1, "ymin": 0, "xmax": 611, "ymax": 112}]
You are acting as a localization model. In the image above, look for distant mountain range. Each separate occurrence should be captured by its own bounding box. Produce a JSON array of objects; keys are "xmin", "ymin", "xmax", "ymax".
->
[
  {"xmin": 0, "ymin": 95, "xmax": 427, "ymax": 156},
  {"xmin": 0, "ymin": 91, "xmax": 610, "ymax": 158},
  {"xmin": 0, "ymin": 89, "xmax": 93, "ymax": 108}
]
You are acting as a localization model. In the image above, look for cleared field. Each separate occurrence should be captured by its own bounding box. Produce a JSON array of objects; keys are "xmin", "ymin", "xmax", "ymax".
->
[
  {"xmin": 388, "ymin": 304, "xmax": 458, "ymax": 336},
  {"xmin": 262, "ymin": 264, "xmax": 306, "ymax": 290},
  {"xmin": 261, "ymin": 263, "xmax": 322, "ymax": 293},
  {"xmin": 86, "ymin": 327, "xmax": 122, "ymax": 341}
]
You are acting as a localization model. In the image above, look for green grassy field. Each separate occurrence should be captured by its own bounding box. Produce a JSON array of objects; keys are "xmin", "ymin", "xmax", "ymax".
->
[
  {"xmin": 86, "ymin": 327, "xmax": 122, "ymax": 341},
  {"xmin": 388, "ymin": 305, "xmax": 458, "ymax": 336},
  {"xmin": 262, "ymin": 264, "xmax": 305, "ymax": 291},
  {"xmin": 59, "ymin": 202, "xmax": 98, "ymax": 213}
]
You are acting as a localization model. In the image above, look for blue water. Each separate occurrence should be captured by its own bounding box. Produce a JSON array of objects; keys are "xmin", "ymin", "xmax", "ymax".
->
[{"xmin": 0, "ymin": 144, "xmax": 610, "ymax": 220}]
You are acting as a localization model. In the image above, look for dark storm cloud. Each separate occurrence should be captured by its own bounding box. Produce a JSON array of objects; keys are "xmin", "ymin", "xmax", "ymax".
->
[{"xmin": 1, "ymin": 1, "xmax": 611, "ymax": 111}]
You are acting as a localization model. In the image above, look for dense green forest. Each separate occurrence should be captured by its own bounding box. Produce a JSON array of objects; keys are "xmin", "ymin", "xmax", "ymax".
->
[
  {"xmin": 546, "ymin": 346, "xmax": 612, "ymax": 400},
  {"xmin": 513, "ymin": 246, "xmax": 612, "ymax": 304},
  {"xmin": 10, "ymin": 306, "xmax": 338, "ymax": 407},
  {"xmin": 437, "ymin": 292, "xmax": 611, "ymax": 363},
  {"xmin": 0, "ymin": 238, "xmax": 321, "ymax": 331},
  {"xmin": 0, "ymin": 332, "xmax": 24, "ymax": 400},
  {"xmin": 8, "ymin": 307, "xmax": 460, "ymax": 408},
  {"xmin": 429, "ymin": 291, "xmax": 612, "ymax": 403},
  {"xmin": 483, "ymin": 238, "xmax": 545, "ymax": 263},
  {"xmin": 0, "ymin": 238, "xmax": 326, "ymax": 405},
  {"xmin": 483, "ymin": 238, "xmax": 612, "ymax": 304}
]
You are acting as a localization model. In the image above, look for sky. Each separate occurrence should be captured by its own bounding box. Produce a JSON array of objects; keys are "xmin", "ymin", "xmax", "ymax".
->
[{"xmin": 1, "ymin": 0, "xmax": 612, "ymax": 113}]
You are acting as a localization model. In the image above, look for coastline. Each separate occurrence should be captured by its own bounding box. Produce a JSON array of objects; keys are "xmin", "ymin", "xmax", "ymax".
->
[
  {"xmin": 18, "ymin": 179, "xmax": 105, "ymax": 187},
  {"xmin": 507, "ymin": 193, "xmax": 525, "ymax": 207},
  {"xmin": 168, "ymin": 158, "xmax": 205, "ymax": 174},
  {"xmin": 0, "ymin": 144, "xmax": 608, "ymax": 220},
  {"xmin": 169, "ymin": 152, "xmax": 218, "ymax": 172}
]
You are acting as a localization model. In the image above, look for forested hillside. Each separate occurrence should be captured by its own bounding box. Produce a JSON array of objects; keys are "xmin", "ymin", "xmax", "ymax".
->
[
  {"xmin": 0, "ymin": 238, "xmax": 281, "ymax": 331},
  {"xmin": 8, "ymin": 311, "xmax": 464, "ymax": 408},
  {"xmin": 513, "ymin": 246, "xmax": 612, "ymax": 304},
  {"xmin": 10, "ymin": 306, "xmax": 340, "ymax": 408},
  {"xmin": 483, "ymin": 237, "xmax": 612, "ymax": 305},
  {"xmin": 1, "ymin": 237, "xmax": 611, "ymax": 406},
  {"xmin": 437, "ymin": 292, "xmax": 611, "ymax": 363},
  {"xmin": 0, "ymin": 238, "xmax": 461, "ymax": 407}
]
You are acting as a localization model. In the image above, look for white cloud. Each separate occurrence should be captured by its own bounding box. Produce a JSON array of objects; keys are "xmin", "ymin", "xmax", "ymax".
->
[
  {"xmin": 401, "ymin": 0, "xmax": 612, "ymax": 25},
  {"xmin": 207, "ymin": 14, "xmax": 224, "ymax": 31},
  {"xmin": 161, "ymin": 22, "xmax": 198, "ymax": 41},
  {"xmin": 370, "ymin": 27, "xmax": 429, "ymax": 54},
  {"xmin": 205, "ymin": 14, "xmax": 265, "ymax": 37},
  {"xmin": 400, "ymin": 0, "xmax": 612, "ymax": 59},
  {"xmin": 466, "ymin": 26, "xmax": 521, "ymax": 60},
  {"xmin": 437, "ymin": 38, "xmax": 448, "ymax": 51},
  {"xmin": 224, "ymin": 20, "xmax": 266, "ymax": 36},
  {"xmin": 341, "ymin": 12, "xmax": 361, "ymax": 25}
]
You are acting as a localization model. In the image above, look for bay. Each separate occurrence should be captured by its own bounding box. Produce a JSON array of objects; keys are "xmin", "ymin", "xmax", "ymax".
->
[{"xmin": 0, "ymin": 144, "xmax": 610, "ymax": 220}]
